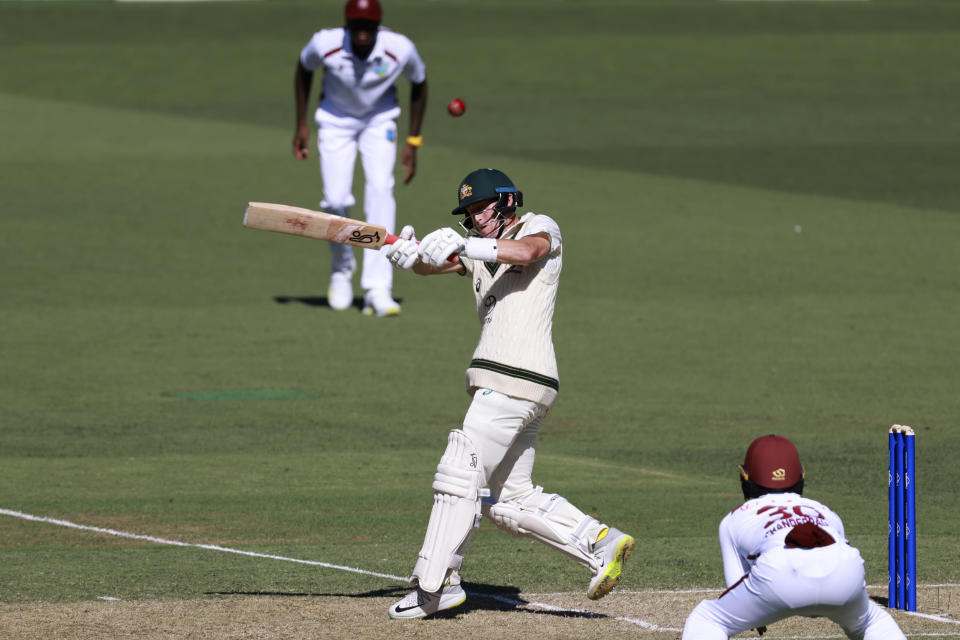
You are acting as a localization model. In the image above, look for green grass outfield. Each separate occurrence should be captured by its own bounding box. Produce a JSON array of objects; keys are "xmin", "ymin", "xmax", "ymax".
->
[{"xmin": 1, "ymin": 0, "xmax": 959, "ymax": 622}]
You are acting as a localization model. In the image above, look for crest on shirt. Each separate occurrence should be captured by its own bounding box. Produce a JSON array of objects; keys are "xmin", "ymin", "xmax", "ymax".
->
[
  {"xmin": 459, "ymin": 184, "xmax": 472, "ymax": 201},
  {"xmin": 771, "ymin": 468, "xmax": 786, "ymax": 481},
  {"xmin": 373, "ymin": 59, "xmax": 388, "ymax": 76}
]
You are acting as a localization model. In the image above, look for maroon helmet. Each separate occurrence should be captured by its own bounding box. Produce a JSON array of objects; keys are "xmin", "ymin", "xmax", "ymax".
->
[
  {"xmin": 345, "ymin": 0, "xmax": 381, "ymax": 21},
  {"xmin": 739, "ymin": 434, "xmax": 805, "ymax": 499}
]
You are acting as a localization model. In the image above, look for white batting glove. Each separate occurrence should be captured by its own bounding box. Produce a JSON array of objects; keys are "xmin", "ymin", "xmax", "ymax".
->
[
  {"xmin": 419, "ymin": 227, "xmax": 465, "ymax": 267},
  {"xmin": 381, "ymin": 225, "xmax": 420, "ymax": 270}
]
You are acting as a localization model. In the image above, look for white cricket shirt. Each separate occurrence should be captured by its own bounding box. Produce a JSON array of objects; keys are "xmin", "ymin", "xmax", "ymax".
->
[
  {"xmin": 718, "ymin": 492, "xmax": 846, "ymax": 587},
  {"xmin": 462, "ymin": 213, "xmax": 562, "ymax": 407},
  {"xmin": 300, "ymin": 27, "xmax": 426, "ymax": 120}
]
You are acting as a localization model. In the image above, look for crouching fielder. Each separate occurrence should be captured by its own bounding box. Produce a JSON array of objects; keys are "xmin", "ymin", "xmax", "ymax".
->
[
  {"xmin": 381, "ymin": 168, "xmax": 635, "ymax": 619},
  {"xmin": 683, "ymin": 435, "xmax": 906, "ymax": 640}
]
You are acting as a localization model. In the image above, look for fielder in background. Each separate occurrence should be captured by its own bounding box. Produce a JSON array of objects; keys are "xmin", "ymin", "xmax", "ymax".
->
[
  {"xmin": 293, "ymin": 0, "xmax": 427, "ymax": 317},
  {"xmin": 380, "ymin": 168, "xmax": 636, "ymax": 619},
  {"xmin": 682, "ymin": 434, "xmax": 907, "ymax": 640}
]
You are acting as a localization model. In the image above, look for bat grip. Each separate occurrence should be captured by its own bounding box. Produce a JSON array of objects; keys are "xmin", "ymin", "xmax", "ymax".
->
[{"xmin": 383, "ymin": 234, "xmax": 459, "ymax": 263}]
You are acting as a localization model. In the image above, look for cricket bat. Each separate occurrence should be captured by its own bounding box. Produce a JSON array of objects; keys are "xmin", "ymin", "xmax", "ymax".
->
[
  {"xmin": 243, "ymin": 202, "xmax": 459, "ymax": 262},
  {"xmin": 243, "ymin": 202, "xmax": 397, "ymax": 249}
]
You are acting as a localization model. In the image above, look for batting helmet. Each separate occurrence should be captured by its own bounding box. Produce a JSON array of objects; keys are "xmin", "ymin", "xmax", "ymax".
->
[
  {"xmin": 451, "ymin": 169, "xmax": 524, "ymax": 232},
  {"xmin": 738, "ymin": 434, "xmax": 805, "ymax": 500},
  {"xmin": 345, "ymin": 0, "xmax": 381, "ymax": 22}
]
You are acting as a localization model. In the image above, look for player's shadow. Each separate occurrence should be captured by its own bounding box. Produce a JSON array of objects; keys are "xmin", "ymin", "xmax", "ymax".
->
[
  {"xmin": 273, "ymin": 295, "xmax": 358, "ymax": 310},
  {"xmin": 452, "ymin": 582, "xmax": 609, "ymax": 620},
  {"xmin": 273, "ymin": 295, "xmax": 404, "ymax": 311},
  {"xmin": 205, "ymin": 582, "xmax": 609, "ymax": 620}
]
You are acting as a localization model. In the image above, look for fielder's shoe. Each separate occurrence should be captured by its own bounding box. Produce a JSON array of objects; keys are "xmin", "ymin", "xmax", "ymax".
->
[
  {"xmin": 586, "ymin": 526, "xmax": 635, "ymax": 600},
  {"xmin": 387, "ymin": 582, "xmax": 466, "ymax": 619},
  {"xmin": 327, "ymin": 272, "xmax": 353, "ymax": 311},
  {"xmin": 362, "ymin": 288, "xmax": 400, "ymax": 317}
]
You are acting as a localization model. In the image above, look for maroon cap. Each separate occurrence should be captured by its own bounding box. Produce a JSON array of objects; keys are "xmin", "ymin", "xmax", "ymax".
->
[
  {"xmin": 739, "ymin": 434, "xmax": 804, "ymax": 489},
  {"xmin": 345, "ymin": 0, "xmax": 381, "ymax": 21}
]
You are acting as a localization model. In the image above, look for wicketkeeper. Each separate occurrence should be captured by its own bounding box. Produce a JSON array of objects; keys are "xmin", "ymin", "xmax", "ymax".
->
[
  {"xmin": 682, "ymin": 434, "xmax": 907, "ymax": 639},
  {"xmin": 380, "ymin": 168, "xmax": 636, "ymax": 619}
]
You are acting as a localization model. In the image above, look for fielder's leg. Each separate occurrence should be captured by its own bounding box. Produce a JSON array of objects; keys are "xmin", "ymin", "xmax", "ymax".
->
[
  {"xmin": 357, "ymin": 113, "xmax": 399, "ymax": 316},
  {"xmin": 682, "ymin": 574, "xmax": 783, "ymax": 640},
  {"xmin": 388, "ymin": 430, "xmax": 481, "ymax": 619},
  {"xmin": 317, "ymin": 118, "xmax": 359, "ymax": 310},
  {"xmin": 809, "ymin": 546, "xmax": 907, "ymax": 640},
  {"xmin": 837, "ymin": 596, "xmax": 907, "ymax": 640}
]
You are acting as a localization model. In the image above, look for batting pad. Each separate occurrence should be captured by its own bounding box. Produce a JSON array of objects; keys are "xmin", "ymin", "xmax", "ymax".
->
[
  {"xmin": 489, "ymin": 488, "xmax": 602, "ymax": 572},
  {"xmin": 413, "ymin": 430, "xmax": 483, "ymax": 593}
]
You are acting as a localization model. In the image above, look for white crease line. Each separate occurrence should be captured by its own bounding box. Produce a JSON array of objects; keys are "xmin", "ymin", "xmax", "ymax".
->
[
  {"xmin": 0, "ymin": 507, "xmax": 404, "ymax": 581},
  {"xmin": 902, "ymin": 611, "xmax": 960, "ymax": 625},
  {"xmin": 1, "ymin": 507, "xmax": 672, "ymax": 631},
  {"xmin": 4, "ymin": 509, "xmax": 955, "ymax": 631}
]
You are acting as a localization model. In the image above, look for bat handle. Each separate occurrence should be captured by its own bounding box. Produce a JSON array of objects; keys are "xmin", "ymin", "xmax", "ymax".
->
[{"xmin": 383, "ymin": 234, "xmax": 459, "ymax": 263}]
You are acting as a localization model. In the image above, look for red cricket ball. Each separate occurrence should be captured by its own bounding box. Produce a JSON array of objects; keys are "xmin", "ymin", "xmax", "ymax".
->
[{"xmin": 447, "ymin": 98, "xmax": 466, "ymax": 117}]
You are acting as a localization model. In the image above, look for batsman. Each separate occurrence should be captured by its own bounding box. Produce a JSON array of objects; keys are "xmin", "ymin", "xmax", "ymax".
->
[{"xmin": 381, "ymin": 168, "xmax": 636, "ymax": 619}]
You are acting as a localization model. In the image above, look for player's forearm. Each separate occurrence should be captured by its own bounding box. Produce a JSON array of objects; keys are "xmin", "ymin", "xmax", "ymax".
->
[
  {"xmin": 407, "ymin": 79, "xmax": 427, "ymax": 136},
  {"xmin": 489, "ymin": 235, "xmax": 550, "ymax": 266},
  {"xmin": 294, "ymin": 61, "xmax": 313, "ymax": 126}
]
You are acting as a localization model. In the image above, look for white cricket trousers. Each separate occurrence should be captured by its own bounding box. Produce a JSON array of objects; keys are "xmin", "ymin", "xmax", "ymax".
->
[
  {"xmin": 462, "ymin": 389, "xmax": 546, "ymax": 501},
  {"xmin": 682, "ymin": 544, "xmax": 906, "ymax": 639},
  {"xmin": 462, "ymin": 388, "xmax": 595, "ymax": 521},
  {"xmin": 315, "ymin": 107, "xmax": 399, "ymax": 293}
]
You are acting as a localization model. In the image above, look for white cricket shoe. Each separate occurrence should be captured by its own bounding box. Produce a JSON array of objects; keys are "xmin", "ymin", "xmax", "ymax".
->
[
  {"xmin": 327, "ymin": 272, "xmax": 353, "ymax": 311},
  {"xmin": 387, "ymin": 583, "xmax": 466, "ymax": 619},
  {"xmin": 586, "ymin": 527, "xmax": 635, "ymax": 600},
  {"xmin": 362, "ymin": 288, "xmax": 400, "ymax": 317}
]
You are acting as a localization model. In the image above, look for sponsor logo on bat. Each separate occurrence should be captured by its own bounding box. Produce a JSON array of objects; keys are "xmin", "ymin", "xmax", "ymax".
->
[{"xmin": 350, "ymin": 230, "xmax": 381, "ymax": 244}]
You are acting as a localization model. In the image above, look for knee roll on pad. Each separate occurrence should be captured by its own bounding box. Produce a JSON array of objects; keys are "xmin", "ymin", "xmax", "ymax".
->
[
  {"xmin": 413, "ymin": 430, "xmax": 484, "ymax": 593},
  {"xmin": 489, "ymin": 488, "xmax": 601, "ymax": 571}
]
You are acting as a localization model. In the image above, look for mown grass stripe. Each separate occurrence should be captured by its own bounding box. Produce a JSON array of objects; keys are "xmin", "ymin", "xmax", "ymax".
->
[{"xmin": 164, "ymin": 390, "xmax": 321, "ymax": 401}]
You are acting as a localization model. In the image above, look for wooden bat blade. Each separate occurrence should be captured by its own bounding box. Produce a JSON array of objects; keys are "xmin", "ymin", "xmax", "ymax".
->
[{"xmin": 243, "ymin": 202, "xmax": 395, "ymax": 249}]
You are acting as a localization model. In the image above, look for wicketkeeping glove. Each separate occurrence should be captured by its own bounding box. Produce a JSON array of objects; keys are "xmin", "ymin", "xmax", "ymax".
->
[
  {"xmin": 381, "ymin": 225, "xmax": 420, "ymax": 270},
  {"xmin": 419, "ymin": 227, "xmax": 465, "ymax": 267}
]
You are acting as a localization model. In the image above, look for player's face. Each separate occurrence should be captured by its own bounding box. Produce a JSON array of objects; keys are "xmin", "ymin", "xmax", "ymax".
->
[
  {"xmin": 467, "ymin": 196, "xmax": 514, "ymax": 238},
  {"xmin": 347, "ymin": 19, "xmax": 378, "ymax": 59}
]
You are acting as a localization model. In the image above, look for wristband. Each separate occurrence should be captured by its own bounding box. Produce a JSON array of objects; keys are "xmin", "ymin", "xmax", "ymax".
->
[
  {"xmin": 464, "ymin": 237, "xmax": 498, "ymax": 262},
  {"xmin": 405, "ymin": 135, "xmax": 423, "ymax": 147}
]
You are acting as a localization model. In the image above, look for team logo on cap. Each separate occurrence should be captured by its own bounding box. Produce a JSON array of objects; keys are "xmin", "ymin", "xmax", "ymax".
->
[
  {"xmin": 772, "ymin": 468, "xmax": 786, "ymax": 481},
  {"xmin": 459, "ymin": 184, "xmax": 472, "ymax": 200}
]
